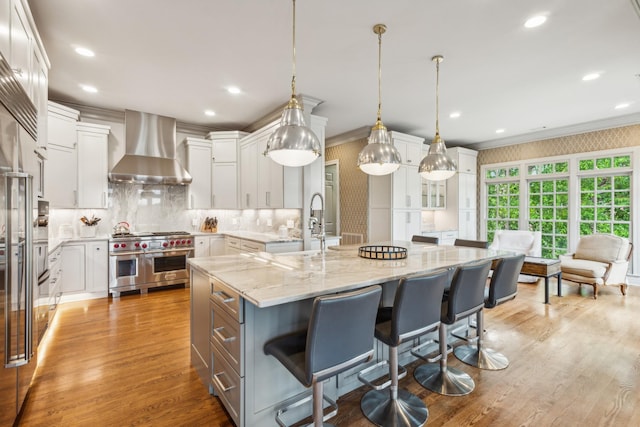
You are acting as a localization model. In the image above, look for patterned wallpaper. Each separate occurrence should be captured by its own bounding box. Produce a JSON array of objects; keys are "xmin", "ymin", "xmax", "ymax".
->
[
  {"xmin": 326, "ymin": 138, "xmax": 369, "ymax": 241},
  {"xmin": 478, "ymin": 124, "xmax": 640, "ymax": 165}
]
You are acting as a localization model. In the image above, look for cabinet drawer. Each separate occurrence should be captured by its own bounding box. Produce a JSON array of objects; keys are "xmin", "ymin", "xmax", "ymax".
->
[
  {"xmin": 442, "ymin": 231, "xmax": 458, "ymax": 240},
  {"xmin": 211, "ymin": 300, "xmax": 244, "ymax": 376},
  {"xmin": 240, "ymin": 240, "xmax": 265, "ymax": 253},
  {"xmin": 225, "ymin": 236, "xmax": 242, "ymax": 251},
  {"xmin": 210, "ymin": 278, "xmax": 243, "ymax": 322},
  {"xmin": 211, "ymin": 342, "xmax": 243, "ymax": 427}
]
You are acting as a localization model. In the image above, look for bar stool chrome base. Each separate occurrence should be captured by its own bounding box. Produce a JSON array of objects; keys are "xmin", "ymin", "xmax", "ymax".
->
[
  {"xmin": 454, "ymin": 344, "xmax": 509, "ymax": 370},
  {"xmin": 413, "ymin": 364, "xmax": 474, "ymax": 396},
  {"xmin": 361, "ymin": 388, "xmax": 428, "ymax": 427}
]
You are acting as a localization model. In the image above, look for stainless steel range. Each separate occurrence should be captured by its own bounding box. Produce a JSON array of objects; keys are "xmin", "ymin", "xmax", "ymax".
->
[{"xmin": 109, "ymin": 231, "xmax": 194, "ymax": 296}]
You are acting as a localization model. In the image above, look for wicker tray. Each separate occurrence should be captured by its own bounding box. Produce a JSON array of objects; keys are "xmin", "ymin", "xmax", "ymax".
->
[{"xmin": 358, "ymin": 245, "xmax": 407, "ymax": 260}]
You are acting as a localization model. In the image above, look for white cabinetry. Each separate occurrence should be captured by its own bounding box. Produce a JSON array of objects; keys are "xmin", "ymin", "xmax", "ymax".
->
[
  {"xmin": 9, "ymin": 0, "xmax": 30, "ymax": 96},
  {"xmin": 77, "ymin": 123, "xmax": 109, "ymax": 208},
  {"xmin": 45, "ymin": 102, "xmax": 78, "ymax": 207},
  {"xmin": 194, "ymin": 235, "xmax": 226, "ymax": 257},
  {"xmin": 442, "ymin": 147, "xmax": 478, "ymax": 240},
  {"xmin": 239, "ymin": 121, "xmax": 302, "ymax": 209},
  {"xmin": 185, "ymin": 132, "xmax": 247, "ymax": 209},
  {"xmin": 185, "ymin": 138, "xmax": 213, "ymax": 209},
  {"xmin": 368, "ymin": 131, "xmax": 425, "ymax": 242},
  {"xmin": 421, "ymin": 144, "xmax": 446, "ymax": 209},
  {"xmin": 209, "ymin": 131, "xmax": 246, "ymax": 209},
  {"xmin": 60, "ymin": 240, "xmax": 108, "ymax": 300}
]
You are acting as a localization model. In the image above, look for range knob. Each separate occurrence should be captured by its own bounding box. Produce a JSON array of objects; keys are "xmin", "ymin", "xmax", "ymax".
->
[
  {"xmin": 114, "ymin": 243, "xmax": 120, "ymax": 249},
  {"xmin": 134, "ymin": 242, "xmax": 140, "ymax": 248},
  {"xmin": 121, "ymin": 243, "xmax": 127, "ymax": 248},
  {"xmin": 162, "ymin": 242, "xmax": 169, "ymax": 247},
  {"xmin": 142, "ymin": 243, "xmax": 148, "ymax": 249},
  {"xmin": 181, "ymin": 239, "xmax": 186, "ymax": 244},
  {"xmin": 170, "ymin": 240, "xmax": 175, "ymax": 246},
  {"xmin": 186, "ymin": 239, "xmax": 192, "ymax": 244}
]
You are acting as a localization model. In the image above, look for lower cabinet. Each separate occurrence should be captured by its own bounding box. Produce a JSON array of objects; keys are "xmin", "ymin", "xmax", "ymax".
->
[
  {"xmin": 194, "ymin": 235, "xmax": 226, "ymax": 257},
  {"xmin": 224, "ymin": 235, "xmax": 303, "ymax": 254},
  {"xmin": 60, "ymin": 240, "xmax": 108, "ymax": 300},
  {"xmin": 422, "ymin": 230, "xmax": 458, "ymax": 245}
]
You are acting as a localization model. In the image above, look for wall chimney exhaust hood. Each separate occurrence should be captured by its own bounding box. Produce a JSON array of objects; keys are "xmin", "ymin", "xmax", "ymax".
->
[{"xmin": 108, "ymin": 110, "xmax": 192, "ymax": 185}]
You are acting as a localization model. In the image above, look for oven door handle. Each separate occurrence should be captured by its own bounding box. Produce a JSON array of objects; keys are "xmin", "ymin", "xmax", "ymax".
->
[
  {"xmin": 109, "ymin": 251, "xmax": 142, "ymax": 257},
  {"xmin": 143, "ymin": 249, "xmax": 193, "ymax": 256}
]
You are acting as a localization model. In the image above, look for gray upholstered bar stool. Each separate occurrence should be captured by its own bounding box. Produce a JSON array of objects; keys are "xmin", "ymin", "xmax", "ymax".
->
[
  {"xmin": 359, "ymin": 270, "xmax": 449, "ymax": 427},
  {"xmin": 453, "ymin": 238, "xmax": 489, "ymax": 248},
  {"xmin": 454, "ymin": 254, "xmax": 525, "ymax": 370},
  {"xmin": 412, "ymin": 235, "xmax": 439, "ymax": 244},
  {"xmin": 413, "ymin": 260, "xmax": 492, "ymax": 396},
  {"xmin": 263, "ymin": 285, "xmax": 382, "ymax": 427}
]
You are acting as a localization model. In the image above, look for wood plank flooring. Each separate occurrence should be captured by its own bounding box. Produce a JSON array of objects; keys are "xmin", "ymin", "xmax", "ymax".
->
[{"xmin": 17, "ymin": 280, "xmax": 640, "ymax": 427}]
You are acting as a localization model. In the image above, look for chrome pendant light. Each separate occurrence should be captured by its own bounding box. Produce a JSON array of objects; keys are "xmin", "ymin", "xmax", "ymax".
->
[
  {"xmin": 419, "ymin": 55, "xmax": 456, "ymax": 181},
  {"xmin": 265, "ymin": 0, "xmax": 320, "ymax": 167},
  {"xmin": 357, "ymin": 24, "xmax": 402, "ymax": 176}
]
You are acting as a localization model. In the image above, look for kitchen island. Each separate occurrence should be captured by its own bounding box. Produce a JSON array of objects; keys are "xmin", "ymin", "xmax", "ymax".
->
[{"xmin": 189, "ymin": 242, "xmax": 507, "ymax": 426}]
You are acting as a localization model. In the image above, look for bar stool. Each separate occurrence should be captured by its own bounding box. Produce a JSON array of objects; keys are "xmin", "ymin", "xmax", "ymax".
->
[
  {"xmin": 413, "ymin": 260, "xmax": 492, "ymax": 396},
  {"xmin": 359, "ymin": 270, "xmax": 449, "ymax": 427},
  {"xmin": 454, "ymin": 254, "xmax": 525, "ymax": 370},
  {"xmin": 453, "ymin": 238, "xmax": 489, "ymax": 248},
  {"xmin": 263, "ymin": 285, "xmax": 382, "ymax": 427}
]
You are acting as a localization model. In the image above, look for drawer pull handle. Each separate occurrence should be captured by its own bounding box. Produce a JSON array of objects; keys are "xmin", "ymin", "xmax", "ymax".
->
[
  {"xmin": 213, "ymin": 371, "xmax": 236, "ymax": 393},
  {"xmin": 212, "ymin": 291, "xmax": 235, "ymax": 304},
  {"xmin": 214, "ymin": 327, "xmax": 236, "ymax": 343}
]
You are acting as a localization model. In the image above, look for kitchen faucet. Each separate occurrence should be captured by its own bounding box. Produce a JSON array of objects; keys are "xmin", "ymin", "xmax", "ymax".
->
[{"xmin": 308, "ymin": 192, "xmax": 326, "ymax": 252}]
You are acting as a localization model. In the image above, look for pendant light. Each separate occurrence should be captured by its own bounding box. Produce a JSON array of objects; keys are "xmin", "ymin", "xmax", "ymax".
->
[
  {"xmin": 419, "ymin": 55, "xmax": 456, "ymax": 181},
  {"xmin": 265, "ymin": 0, "xmax": 321, "ymax": 167},
  {"xmin": 357, "ymin": 24, "xmax": 402, "ymax": 176}
]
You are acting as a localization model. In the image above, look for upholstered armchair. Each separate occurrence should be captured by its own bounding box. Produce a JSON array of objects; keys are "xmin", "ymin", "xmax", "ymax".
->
[
  {"xmin": 560, "ymin": 234, "xmax": 633, "ymax": 299},
  {"xmin": 489, "ymin": 230, "xmax": 542, "ymax": 283}
]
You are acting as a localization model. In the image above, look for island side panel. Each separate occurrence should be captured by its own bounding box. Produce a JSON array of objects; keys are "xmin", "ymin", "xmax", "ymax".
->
[
  {"xmin": 243, "ymin": 296, "xmax": 340, "ymax": 426},
  {"xmin": 191, "ymin": 267, "xmax": 212, "ymax": 393}
]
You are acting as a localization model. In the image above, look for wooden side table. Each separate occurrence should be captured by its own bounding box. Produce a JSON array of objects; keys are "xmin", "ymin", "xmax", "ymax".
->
[{"xmin": 521, "ymin": 257, "xmax": 562, "ymax": 304}]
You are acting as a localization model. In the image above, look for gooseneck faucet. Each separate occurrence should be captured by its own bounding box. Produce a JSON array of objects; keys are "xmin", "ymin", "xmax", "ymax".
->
[{"xmin": 308, "ymin": 192, "xmax": 326, "ymax": 252}]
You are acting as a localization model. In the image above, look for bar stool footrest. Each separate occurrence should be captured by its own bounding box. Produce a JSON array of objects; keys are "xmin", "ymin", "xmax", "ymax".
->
[
  {"xmin": 358, "ymin": 360, "xmax": 407, "ymax": 391},
  {"xmin": 275, "ymin": 390, "xmax": 339, "ymax": 427},
  {"xmin": 410, "ymin": 339, "xmax": 449, "ymax": 363}
]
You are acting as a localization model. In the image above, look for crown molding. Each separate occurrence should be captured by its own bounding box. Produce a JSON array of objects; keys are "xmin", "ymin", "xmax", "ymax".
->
[
  {"xmin": 242, "ymin": 93, "xmax": 324, "ymax": 133},
  {"xmin": 465, "ymin": 112, "xmax": 640, "ymax": 151},
  {"xmin": 325, "ymin": 126, "xmax": 370, "ymax": 147}
]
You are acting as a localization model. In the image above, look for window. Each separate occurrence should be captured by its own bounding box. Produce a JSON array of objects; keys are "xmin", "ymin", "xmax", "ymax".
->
[
  {"xmin": 528, "ymin": 179, "xmax": 569, "ymax": 258},
  {"xmin": 485, "ymin": 166, "xmax": 520, "ymax": 243}
]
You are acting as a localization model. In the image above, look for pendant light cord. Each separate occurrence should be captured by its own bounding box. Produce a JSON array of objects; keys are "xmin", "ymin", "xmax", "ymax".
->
[
  {"xmin": 377, "ymin": 28, "xmax": 383, "ymax": 122},
  {"xmin": 435, "ymin": 57, "xmax": 440, "ymax": 135},
  {"xmin": 291, "ymin": 0, "xmax": 297, "ymax": 97}
]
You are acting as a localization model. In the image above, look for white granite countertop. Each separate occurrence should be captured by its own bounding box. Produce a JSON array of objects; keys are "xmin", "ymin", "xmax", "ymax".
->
[
  {"xmin": 222, "ymin": 230, "xmax": 303, "ymax": 244},
  {"xmin": 188, "ymin": 241, "xmax": 509, "ymax": 308}
]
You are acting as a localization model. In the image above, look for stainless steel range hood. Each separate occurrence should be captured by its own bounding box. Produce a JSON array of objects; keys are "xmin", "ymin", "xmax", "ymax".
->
[{"xmin": 108, "ymin": 110, "xmax": 192, "ymax": 185}]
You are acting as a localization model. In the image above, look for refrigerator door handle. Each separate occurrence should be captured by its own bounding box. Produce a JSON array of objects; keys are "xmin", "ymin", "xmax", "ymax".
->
[{"xmin": 4, "ymin": 173, "xmax": 34, "ymax": 368}]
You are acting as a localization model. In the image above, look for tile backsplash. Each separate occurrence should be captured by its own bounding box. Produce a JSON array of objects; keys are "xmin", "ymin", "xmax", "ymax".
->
[{"xmin": 49, "ymin": 182, "xmax": 301, "ymax": 238}]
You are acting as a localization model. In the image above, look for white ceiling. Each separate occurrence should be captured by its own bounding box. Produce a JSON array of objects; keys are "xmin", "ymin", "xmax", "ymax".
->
[{"xmin": 28, "ymin": 0, "xmax": 640, "ymax": 147}]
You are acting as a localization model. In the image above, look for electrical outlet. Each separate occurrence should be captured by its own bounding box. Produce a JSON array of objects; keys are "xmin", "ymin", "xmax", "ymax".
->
[
  {"xmin": 232, "ymin": 218, "xmax": 238, "ymax": 225},
  {"xmin": 191, "ymin": 218, "xmax": 198, "ymax": 227},
  {"xmin": 287, "ymin": 219, "xmax": 294, "ymax": 228},
  {"xmin": 267, "ymin": 219, "xmax": 272, "ymax": 227},
  {"xmin": 256, "ymin": 219, "xmax": 260, "ymax": 226}
]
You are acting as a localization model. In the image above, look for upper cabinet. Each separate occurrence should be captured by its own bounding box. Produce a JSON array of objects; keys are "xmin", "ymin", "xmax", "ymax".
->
[
  {"xmin": 184, "ymin": 131, "xmax": 247, "ymax": 209},
  {"xmin": 45, "ymin": 102, "xmax": 79, "ymax": 207},
  {"xmin": 46, "ymin": 102, "xmax": 111, "ymax": 208},
  {"xmin": 1, "ymin": 0, "xmax": 50, "ymax": 147},
  {"xmin": 443, "ymin": 146, "xmax": 478, "ymax": 240},
  {"xmin": 421, "ymin": 144, "xmax": 446, "ymax": 209},
  {"xmin": 239, "ymin": 121, "xmax": 303, "ymax": 210},
  {"xmin": 77, "ymin": 123, "xmax": 110, "ymax": 209}
]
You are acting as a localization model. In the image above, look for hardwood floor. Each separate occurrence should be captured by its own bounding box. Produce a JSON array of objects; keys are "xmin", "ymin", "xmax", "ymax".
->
[{"xmin": 18, "ymin": 280, "xmax": 640, "ymax": 426}]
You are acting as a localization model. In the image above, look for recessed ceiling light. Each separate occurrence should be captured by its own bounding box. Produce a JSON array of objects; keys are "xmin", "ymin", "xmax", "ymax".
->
[
  {"xmin": 80, "ymin": 84, "xmax": 98, "ymax": 93},
  {"xmin": 74, "ymin": 47, "xmax": 95, "ymax": 57},
  {"xmin": 227, "ymin": 86, "xmax": 241, "ymax": 94},
  {"xmin": 204, "ymin": 110, "xmax": 216, "ymax": 116},
  {"xmin": 449, "ymin": 112, "xmax": 461, "ymax": 118},
  {"xmin": 496, "ymin": 129, "xmax": 505, "ymax": 134},
  {"xmin": 582, "ymin": 73, "xmax": 600, "ymax": 81},
  {"xmin": 524, "ymin": 15, "xmax": 547, "ymax": 28},
  {"xmin": 614, "ymin": 103, "xmax": 630, "ymax": 110}
]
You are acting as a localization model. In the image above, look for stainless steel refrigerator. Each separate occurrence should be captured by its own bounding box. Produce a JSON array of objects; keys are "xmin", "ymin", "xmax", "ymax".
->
[{"xmin": 0, "ymin": 52, "xmax": 39, "ymax": 425}]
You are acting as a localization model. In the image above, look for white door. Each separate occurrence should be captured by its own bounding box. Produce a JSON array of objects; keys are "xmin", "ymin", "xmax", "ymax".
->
[{"xmin": 324, "ymin": 163, "xmax": 338, "ymax": 235}]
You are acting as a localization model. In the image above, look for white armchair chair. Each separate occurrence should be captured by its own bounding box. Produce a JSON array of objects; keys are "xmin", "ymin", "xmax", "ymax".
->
[
  {"xmin": 559, "ymin": 234, "xmax": 633, "ymax": 299},
  {"xmin": 489, "ymin": 230, "xmax": 542, "ymax": 283}
]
